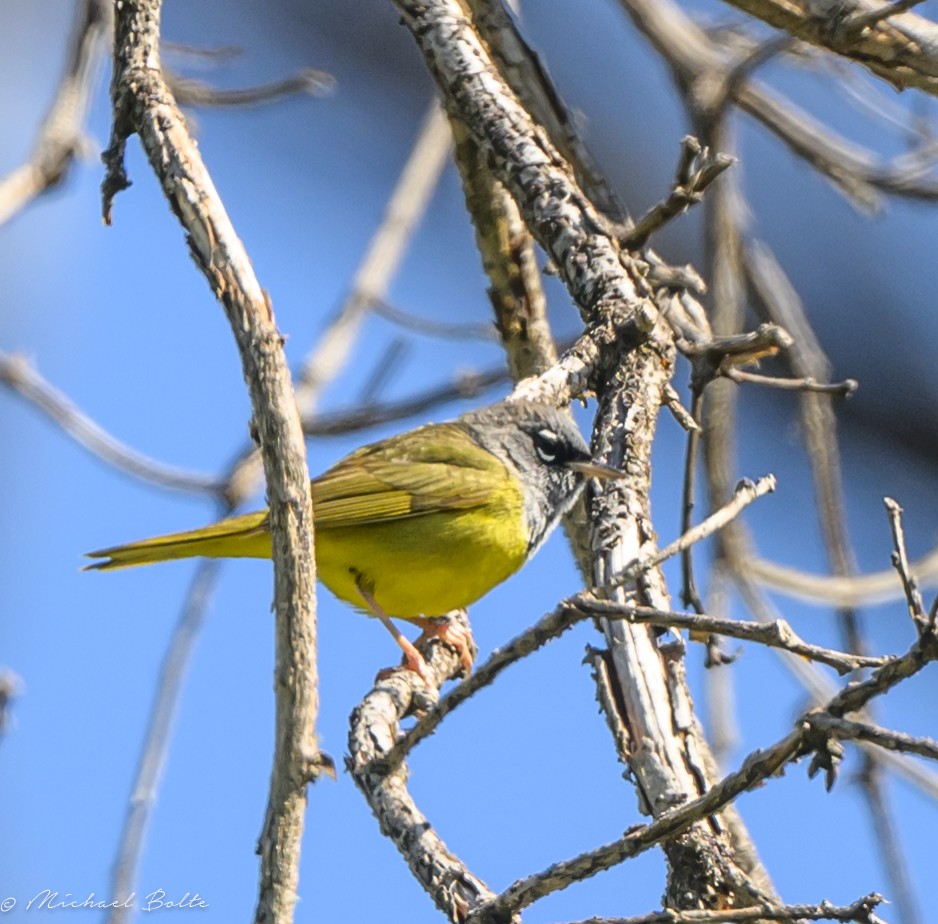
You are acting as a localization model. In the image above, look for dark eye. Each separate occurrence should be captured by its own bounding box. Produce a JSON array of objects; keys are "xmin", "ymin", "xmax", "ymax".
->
[{"xmin": 534, "ymin": 428, "xmax": 563, "ymax": 464}]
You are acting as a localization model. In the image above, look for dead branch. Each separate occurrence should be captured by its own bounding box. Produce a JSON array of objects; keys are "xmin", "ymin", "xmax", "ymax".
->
[
  {"xmin": 0, "ymin": 0, "xmax": 110, "ymax": 227},
  {"xmin": 103, "ymin": 3, "xmax": 321, "ymax": 921},
  {"xmin": 347, "ymin": 613, "xmax": 506, "ymax": 924},
  {"xmin": 717, "ymin": 0, "xmax": 938, "ymax": 97},
  {"xmin": 0, "ymin": 351, "xmax": 223, "ymax": 497},
  {"xmin": 563, "ymin": 891, "xmax": 886, "ymax": 924}
]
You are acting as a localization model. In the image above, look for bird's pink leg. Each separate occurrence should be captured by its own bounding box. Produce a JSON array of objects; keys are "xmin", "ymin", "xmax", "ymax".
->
[
  {"xmin": 411, "ymin": 611, "xmax": 475, "ymax": 678},
  {"xmin": 357, "ymin": 583, "xmax": 435, "ymax": 685}
]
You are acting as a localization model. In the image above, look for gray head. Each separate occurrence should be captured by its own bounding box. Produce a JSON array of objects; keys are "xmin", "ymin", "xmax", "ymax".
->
[{"xmin": 457, "ymin": 400, "xmax": 620, "ymax": 556}]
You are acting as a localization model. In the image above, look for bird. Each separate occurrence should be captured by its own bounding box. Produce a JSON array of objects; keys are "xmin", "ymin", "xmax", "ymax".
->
[{"xmin": 85, "ymin": 399, "xmax": 621, "ymax": 679}]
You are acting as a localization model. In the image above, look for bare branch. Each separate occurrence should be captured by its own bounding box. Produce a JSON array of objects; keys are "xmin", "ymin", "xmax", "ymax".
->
[
  {"xmin": 347, "ymin": 613, "xmax": 505, "ymax": 924},
  {"xmin": 737, "ymin": 82, "xmax": 938, "ymax": 209},
  {"xmin": 0, "ymin": 351, "xmax": 224, "ymax": 497},
  {"xmin": 750, "ymin": 548, "xmax": 938, "ymax": 608},
  {"xmin": 885, "ymin": 497, "xmax": 929, "ymax": 629},
  {"xmin": 723, "ymin": 367, "xmax": 857, "ymax": 397},
  {"xmin": 293, "ymin": 100, "xmax": 452, "ymax": 409},
  {"xmin": 809, "ymin": 713, "xmax": 938, "ymax": 761},
  {"xmin": 368, "ymin": 298, "xmax": 496, "ymax": 341},
  {"xmin": 449, "ymin": 119, "xmax": 557, "ymax": 380},
  {"xmin": 222, "ymin": 99, "xmax": 454, "ymax": 508},
  {"xmin": 636, "ymin": 476, "xmax": 776, "ymax": 581},
  {"xmin": 473, "ymin": 610, "xmax": 938, "ymax": 922},
  {"xmin": 584, "ymin": 603, "xmax": 891, "ymax": 674},
  {"xmin": 374, "ymin": 597, "xmax": 591, "ymax": 776},
  {"xmin": 303, "ymin": 365, "xmax": 510, "ymax": 436},
  {"xmin": 106, "ymin": 562, "xmax": 222, "ymax": 922},
  {"xmin": 393, "ymin": 0, "xmax": 659, "ymax": 338},
  {"xmin": 733, "ymin": 571, "xmax": 938, "ymax": 801},
  {"xmin": 623, "ymin": 137, "xmax": 735, "ymax": 249},
  {"xmin": 469, "ymin": 724, "xmax": 807, "ymax": 923},
  {"xmin": 0, "ymin": 0, "xmax": 110, "ymax": 227},
  {"xmin": 717, "ymin": 0, "xmax": 938, "ymax": 97},
  {"xmin": 663, "ymin": 383, "xmax": 701, "ymax": 433},
  {"xmin": 679, "ymin": 323, "xmax": 794, "ymax": 384},
  {"xmin": 619, "ymin": 0, "xmax": 938, "ymax": 212},
  {"xmin": 743, "ymin": 207, "xmax": 866, "ymax": 680},
  {"xmin": 562, "ymin": 892, "xmax": 887, "ymax": 924},
  {"xmin": 103, "ymin": 4, "xmax": 321, "ymax": 921},
  {"xmin": 826, "ymin": 624, "xmax": 938, "ymax": 719},
  {"xmin": 167, "ymin": 67, "xmax": 334, "ymax": 108},
  {"xmin": 464, "ymin": 0, "xmax": 626, "ymax": 221},
  {"xmin": 680, "ymin": 391, "xmax": 707, "ymax": 615}
]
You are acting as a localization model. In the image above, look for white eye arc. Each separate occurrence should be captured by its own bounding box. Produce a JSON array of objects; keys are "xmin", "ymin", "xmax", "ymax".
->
[{"xmin": 534, "ymin": 428, "xmax": 561, "ymax": 464}]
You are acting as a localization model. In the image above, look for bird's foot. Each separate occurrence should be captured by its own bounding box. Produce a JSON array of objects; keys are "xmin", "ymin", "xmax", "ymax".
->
[
  {"xmin": 413, "ymin": 612, "xmax": 475, "ymax": 679},
  {"xmin": 375, "ymin": 642, "xmax": 436, "ymax": 687}
]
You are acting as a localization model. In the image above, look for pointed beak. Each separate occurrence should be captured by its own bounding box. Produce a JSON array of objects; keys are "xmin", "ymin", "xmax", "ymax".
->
[{"xmin": 567, "ymin": 459, "xmax": 625, "ymax": 480}]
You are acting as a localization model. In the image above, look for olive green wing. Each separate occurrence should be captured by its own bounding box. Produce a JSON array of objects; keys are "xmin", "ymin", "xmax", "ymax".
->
[{"xmin": 311, "ymin": 422, "xmax": 507, "ymax": 528}]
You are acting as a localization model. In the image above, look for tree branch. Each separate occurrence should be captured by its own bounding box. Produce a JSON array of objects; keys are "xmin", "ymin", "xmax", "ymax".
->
[
  {"xmin": 717, "ymin": 0, "xmax": 938, "ymax": 97},
  {"xmin": 562, "ymin": 892, "xmax": 886, "ymax": 924},
  {"xmin": 106, "ymin": 562, "xmax": 222, "ymax": 923},
  {"xmin": 347, "ymin": 613, "xmax": 506, "ymax": 924},
  {"xmin": 0, "ymin": 351, "xmax": 224, "ymax": 497},
  {"xmin": 0, "ymin": 0, "xmax": 110, "ymax": 227},
  {"xmin": 392, "ymin": 0, "xmax": 658, "ymax": 341},
  {"xmin": 102, "ymin": 3, "xmax": 321, "ymax": 921}
]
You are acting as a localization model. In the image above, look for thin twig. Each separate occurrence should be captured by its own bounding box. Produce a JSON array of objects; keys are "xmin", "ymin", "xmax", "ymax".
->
[
  {"xmin": 884, "ymin": 497, "xmax": 928, "ymax": 628},
  {"xmin": 723, "ymin": 367, "xmax": 857, "ymax": 397},
  {"xmin": 627, "ymin": 475, "xmax": 775, "ymax": 585},
  {"xmin": 293, "ymin": 100, "xmax": 452, "ymax": 409},
  {"xmin": 680, "ymin": 390, "xmax": 706, "ymax": 614},
  {"xmin": 375, "ymin": 598, "xmax": 591, "ymax": 775},
  {"xmin": 368, "ymin": 298, "xmax": 496, "ymax": 341},
  {"xmin": 167, "ymin": 67, "xmax": 334, "ymax": 108},
  {"xmin": 0, "ymin": 352, "xmax": 224, "ymax": 497},
  {"xmin": 826, "ymin": 626, "xmax": 938, "ymax": 720},
  {"xmin": 808, "ymin": 713, "xmax": 938, "ymax": 762},
  {"xmin": 679, "ymin": 323, "xmax": 793, "ymax": 360},
  {"xmin": 584, "ymin": 603, "xmax": 891, "ymax": 674},
  {"xmin": 0, "ymin": 0, "xmax": 110, "ymax": 227},
  {"xmin": 563, "ymin": 891, "xmax": 886, "ymax": 924},
  {"xmin": 107, "ymin": 562, "xmax": 222, "ymax": 921},
  {"xmin": 854, "ymin": 755, "xmax": 922, "ymax": 924},
  {"xmin": 663, "ymin": 383, "xmax": 701, "ymax": 432},
  {"xmin": 221, "ymin": 99, "xmax": 453, "ymax": 505},
  {"xmin": 623, "ymin": 137, "xmax": 735, "ymax": 249},
  {"xmin": 733, "ymin": 572, "xmax": 938, "ymax": 801},
  {"xmin": 303, "ymin": 365, "xmax": 510, "ymax": 436}
]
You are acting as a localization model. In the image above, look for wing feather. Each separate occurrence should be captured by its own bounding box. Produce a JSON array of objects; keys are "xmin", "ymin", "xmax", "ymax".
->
[{"xmin": 312, "ymin": 423, "xmax": 505, "ymax": 528}]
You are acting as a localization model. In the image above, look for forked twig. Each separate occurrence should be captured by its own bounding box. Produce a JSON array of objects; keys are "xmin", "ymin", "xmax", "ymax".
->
[{"xmin": 0, "ymin": 352, "xmax": 224, "ymax": 497}]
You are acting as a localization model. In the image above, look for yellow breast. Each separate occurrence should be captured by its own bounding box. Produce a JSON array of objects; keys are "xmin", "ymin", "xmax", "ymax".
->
[{"xmin": 314, "ymin": 483, "xmax": 529, "ymax": 619}]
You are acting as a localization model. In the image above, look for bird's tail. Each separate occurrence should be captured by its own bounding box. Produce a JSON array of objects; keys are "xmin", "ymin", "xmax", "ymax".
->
[{"xmin": 84, "ymin": 511, "xmax": 270, "ymax": 570}]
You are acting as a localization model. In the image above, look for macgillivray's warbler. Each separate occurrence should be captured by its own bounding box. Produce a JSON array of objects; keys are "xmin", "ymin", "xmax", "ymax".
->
[{"xmin": 85, "ymin": 400, "xmax": 622, "ymax": 678}]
